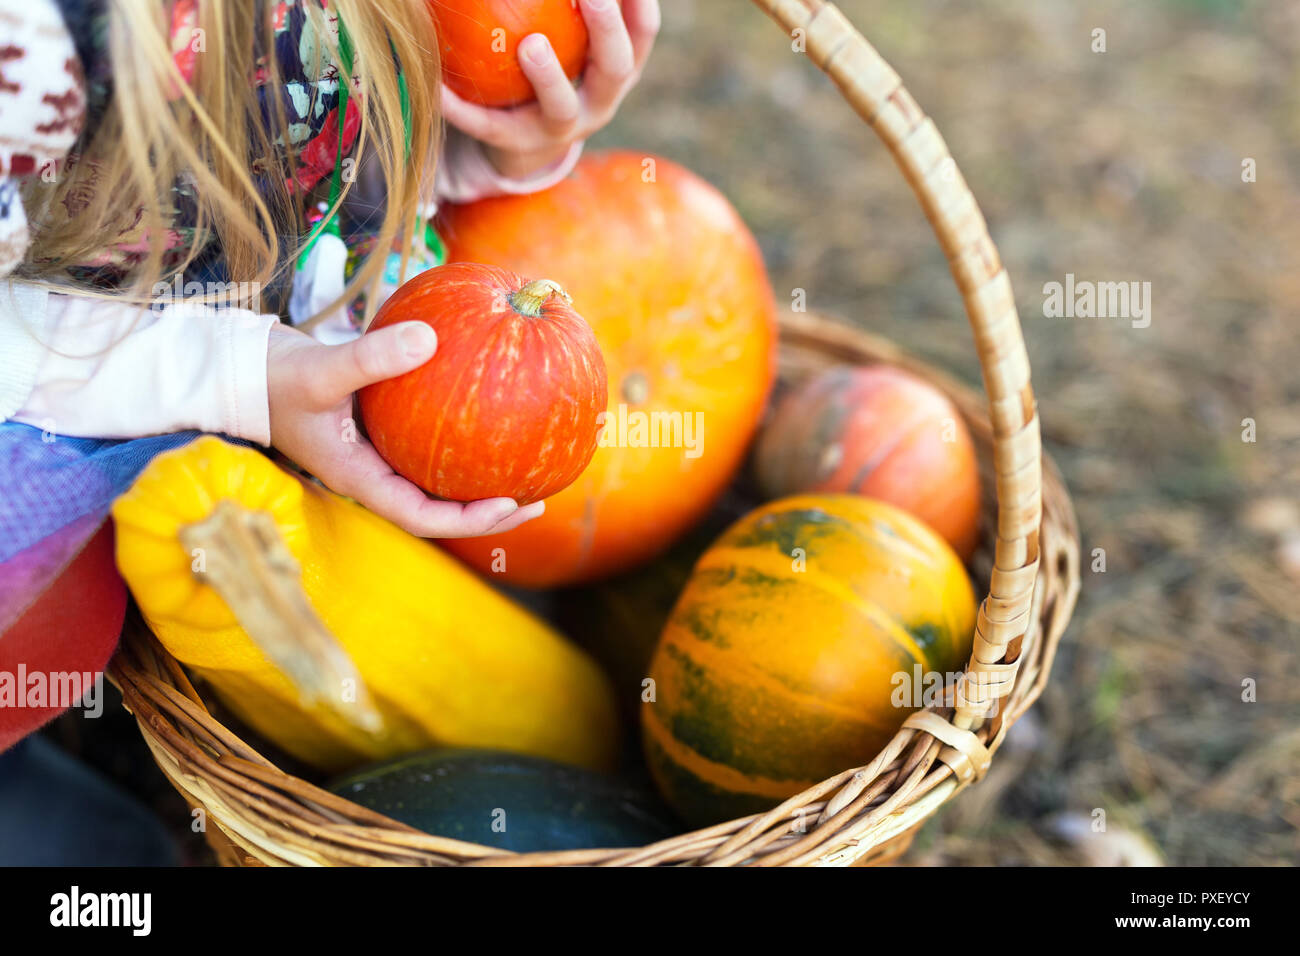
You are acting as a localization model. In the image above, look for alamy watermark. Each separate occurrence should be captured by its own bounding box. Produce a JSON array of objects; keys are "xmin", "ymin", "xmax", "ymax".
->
[
  {"xmin": 150, "ymin": 276, "xmax": 263, "ymax": 313},
  {"xmin": 50, "ymin": 886, "xmax": 151, "ymax": 936},
  {"xmin": 0, "ymin": 667, "xmax": 104, "ymax": 718},
  {"xmin": 597, "ymin": 404, "xmax": 704, "ymax": 459},
  {"xmin": 1043, "ymin": 273, "xmax": 1151, "ymax": 328},
  {"xmin": 891, "ymin": 664, "xmax": 1003, "ymax": 715}
]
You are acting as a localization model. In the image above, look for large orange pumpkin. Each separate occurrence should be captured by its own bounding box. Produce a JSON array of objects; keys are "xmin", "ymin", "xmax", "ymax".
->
[
  {"xmin": 359, "ymin": 263, "xmax": 606, "ymax": 505},
  {"xmin": 437, "ymin": 151, "xmax": 778, "ymax": 587},
  {"xmin": 754, "ymin": 365, "xmax": 982, "ymax": 559},
  {"xmin": 431, "ymin": 0, "xmax": 590, "ymax": 108},
  {"xmin": 641, "ymin": 494, "xmax": 977, "ymax": 826}
]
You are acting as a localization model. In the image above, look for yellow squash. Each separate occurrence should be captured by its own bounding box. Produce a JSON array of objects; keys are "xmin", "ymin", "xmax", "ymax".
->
[{"xmin": 111, "ymin": 436, "xmax": 619, "ymax": 773}]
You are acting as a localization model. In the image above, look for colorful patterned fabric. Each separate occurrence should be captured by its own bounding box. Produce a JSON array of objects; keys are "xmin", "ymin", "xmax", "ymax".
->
[
  {"xmin": 46, "ymin": 0, "xmax": 367, "ymax": 285},
  {"xmin": 0, "ymin": 518, "xmax": 124, "ymax": 752},
  {"xmin": 0, "ymin": 423, "xmax": 215, "ymax": 749},
  {"xmin": 0, "ymin": 424, "xmax": 204, "ymax": 623}
]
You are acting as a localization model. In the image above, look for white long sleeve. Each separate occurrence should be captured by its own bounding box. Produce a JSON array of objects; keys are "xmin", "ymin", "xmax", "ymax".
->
[
  {"xmin": 0, "ymin": 282, "xmax": 49, "ymax": 421},
  {"xmin": 1, "ymin": 284, "xmax": 278, "ymax": 444},
  {"xmin": 429, "ymin": 128, "xmax": 584, "ymax": 210}
]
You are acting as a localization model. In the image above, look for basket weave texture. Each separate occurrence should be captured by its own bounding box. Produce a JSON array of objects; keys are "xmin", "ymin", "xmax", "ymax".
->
[{"xmin": 108, "ymin": 0, "xmax": 1081, "ymax": 866}]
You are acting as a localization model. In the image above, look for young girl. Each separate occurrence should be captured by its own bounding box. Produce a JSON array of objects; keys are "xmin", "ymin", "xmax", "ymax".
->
[{"xmin": 0, "ymin": 0, "xmax": 658, "ymax": 856}]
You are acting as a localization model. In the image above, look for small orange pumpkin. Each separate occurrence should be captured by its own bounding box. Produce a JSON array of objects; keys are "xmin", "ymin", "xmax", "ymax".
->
[
  {"xmin": 359, "ymin": 263, "xmax": 606, "ymax": 506},
  {"xmin": 431, "ymin": 0, "xmax": 591, "ymax": 108},
  {"xmin": 754, "ymin": 365, "xmax": 982, "ymax": 559}
]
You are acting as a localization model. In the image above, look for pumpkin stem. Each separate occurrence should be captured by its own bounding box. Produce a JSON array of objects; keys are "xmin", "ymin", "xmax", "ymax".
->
[
  {"xmin": 509, "ymin": 278, "xmax": 571, "ymax": 317},
  {"xmin": 179, "ymin": 500, "xmax": 386, "ymax": 735},
  {"xmin": 621, "ymin": 371, "xmax": 651, "ymax": 405}
]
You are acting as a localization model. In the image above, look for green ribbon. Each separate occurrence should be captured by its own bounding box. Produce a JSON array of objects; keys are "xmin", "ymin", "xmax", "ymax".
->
[{"xmin": 298, "ymin": 14, "xmax": 431, "ymax": 269}]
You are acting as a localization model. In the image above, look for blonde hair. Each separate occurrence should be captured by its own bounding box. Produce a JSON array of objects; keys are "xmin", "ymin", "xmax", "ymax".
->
[{"xmin": 16, "ymin": 0, "xmax": 441, "ymax": 324}]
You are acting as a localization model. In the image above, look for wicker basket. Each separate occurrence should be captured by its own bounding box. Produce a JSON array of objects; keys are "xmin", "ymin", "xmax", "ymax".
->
[{"xmin": 106, "ymin": 0, "xmax": 1080, "ymax": 866}]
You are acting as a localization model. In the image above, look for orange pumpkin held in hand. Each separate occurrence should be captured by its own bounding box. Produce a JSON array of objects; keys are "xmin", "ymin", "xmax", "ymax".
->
[
  {"xmin": 432, "ymin": 0, "xmax": 591, "ymax": 108},
  {"xmin": 436, "ymin": 151, "xmax": 778, "ymax": 587},
  {"xmin": 358, "ymin": 262, "xmax": 607, "ymax": 506},
  {"xmin": 753, "ymin": 365, "xmax": 982, "ymax": 560}
]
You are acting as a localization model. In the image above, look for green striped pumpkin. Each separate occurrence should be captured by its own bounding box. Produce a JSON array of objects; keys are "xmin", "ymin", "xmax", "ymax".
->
[{"xmin": 641, "ymin": 494, "xmax": 977, "ymax": 826}]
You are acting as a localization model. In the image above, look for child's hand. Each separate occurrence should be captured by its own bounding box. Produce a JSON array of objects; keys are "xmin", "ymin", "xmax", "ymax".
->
[
  {"xmin": 267, "ymin": 322, "xmax": 545, "ymax": 538},
  {"xmin": 441, "ymin": 0, "xmax": 661, "ymax": 181}
]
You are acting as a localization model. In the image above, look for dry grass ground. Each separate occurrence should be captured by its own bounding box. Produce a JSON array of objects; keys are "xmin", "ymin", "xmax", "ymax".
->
[{"xmin": 587, "ymin": 0, "xmax": 1299, "ymax": 865}]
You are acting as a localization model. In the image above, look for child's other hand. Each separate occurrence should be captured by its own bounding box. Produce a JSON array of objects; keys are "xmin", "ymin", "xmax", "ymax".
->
[
  {"xmin": 441, "ymin": 0, "xmax": 661, "ymax": 181},
  {"xmin": 266, "ymin": 322, "xmax": 545, "ymax": 538}
]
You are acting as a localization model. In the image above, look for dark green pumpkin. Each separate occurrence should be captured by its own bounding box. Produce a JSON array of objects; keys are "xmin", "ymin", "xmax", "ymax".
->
[{"xmin": 328, "ymin": 749, "xmax": 678, "ymax": 853}]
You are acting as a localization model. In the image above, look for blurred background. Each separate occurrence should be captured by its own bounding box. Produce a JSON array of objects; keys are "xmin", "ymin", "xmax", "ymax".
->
[
  {"xmin": 588, "ymin": 0, "xmax": 1298, "ymax": 865},
  {"xmin": 43, "ymin": 0, "xmax": 1298, "ymax": 866}
]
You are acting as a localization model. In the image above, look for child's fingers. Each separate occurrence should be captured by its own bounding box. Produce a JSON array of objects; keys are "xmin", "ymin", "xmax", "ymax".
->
[
  {"xmin": 581, "ymin": 0, "xmax": 636, "ymax": 84},
  {"xmin": 518, "ymin": 34, "xmax": 581, "ymax": 132},
  {"xmin": 329, "ymin": 444, "xmax": 546, "ymax": 538},
  {"xmin": 623, "ymin": 0, "xmax": 662, "ymax": 68},
  {"xmin": 304, "ymin": 322, "xmax": 437, "ymax": 407},
  {"xmin": 466, "ymin": 498, "xmax": 547, "ymax": 536},
  {"xmin": 319, "ymin": 445, "xmax": 462, "ymax": 536},
  {"xmin": 441, "ymin": 84, "xmax": 550, "ymax": 152},
  {"xmin": 577, "ymin": 0, "xmax": 656, "ymax": 118},
  {"xmin": 440, "ymin": 84, "xmax": 515, "ymax": 148}
]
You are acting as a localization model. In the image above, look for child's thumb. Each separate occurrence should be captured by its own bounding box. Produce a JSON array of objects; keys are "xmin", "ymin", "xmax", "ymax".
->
[{"xmin": 327, "ymin": 321, "xmax": 438, "ymax": 397}]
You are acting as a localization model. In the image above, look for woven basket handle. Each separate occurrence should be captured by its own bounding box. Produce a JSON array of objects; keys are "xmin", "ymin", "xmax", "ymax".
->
[{"xmin": 752, "ymin": 0, "xmax": 1042, "ymax": 734}]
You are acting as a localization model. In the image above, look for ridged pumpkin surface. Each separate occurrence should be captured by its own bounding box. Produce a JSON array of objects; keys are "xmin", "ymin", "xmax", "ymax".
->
[
  {"xmin": 433, "ymin": 0, "xmax": 590, "ymax": 108},
  {"xmin": 437, "ymin": 151, "xmax": 777, "ymax": 587},
  {"xmin": 754, "ymin": 365, "xmax": 982, "ymax": 559},
  {"xmin": 642, "ymin": 494, "xmax": 977, "ymax": 826},
  {"xmin": 359, "ymin": 263, "xmax": 607, "ymax": 505},
  {"xmin": 111, "ymin": 437, "xmax": 619, "ymax": 773}
]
